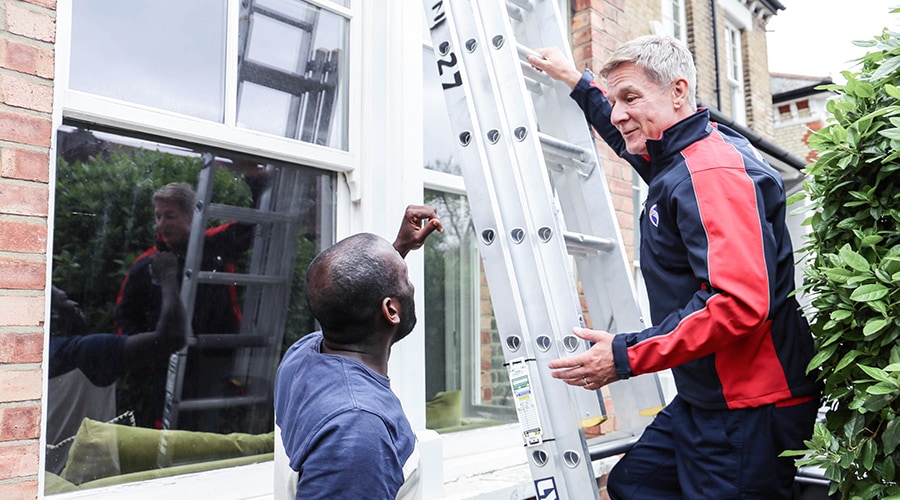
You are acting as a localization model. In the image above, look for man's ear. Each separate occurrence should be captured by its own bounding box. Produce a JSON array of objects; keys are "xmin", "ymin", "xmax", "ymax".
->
[
  {"xmin": 672, "ymin": 77, "xmax": 689, "ymax": 109},
  {"xmin": 382, "ymin": 297, "xmax": 401, "ymax": 326}
]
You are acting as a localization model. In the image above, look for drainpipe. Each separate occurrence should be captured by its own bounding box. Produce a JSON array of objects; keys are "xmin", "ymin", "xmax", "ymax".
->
[{"xmin": 710, "ymin": 0, "xmax": 722, "ymax": 109}]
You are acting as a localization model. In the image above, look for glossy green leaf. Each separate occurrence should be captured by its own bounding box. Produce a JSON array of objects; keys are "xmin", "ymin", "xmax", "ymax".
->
[
  {"xmin": 850, "ymin": 283, "xmax": 889, "ymax": 302},
  {"xmin": 884, "ymin": 418, "xmax": 900, "ymax": 454},
  {"xmin": 839, "ymin": 245, "xmax": 871, "ymax": 272}
]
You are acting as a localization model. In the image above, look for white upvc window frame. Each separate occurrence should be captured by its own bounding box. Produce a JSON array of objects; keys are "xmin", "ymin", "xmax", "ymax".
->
[
  {"xmin": 724, "ymin": 20, "xmax": 747, "ymax": 124},
  {"xmin": 661, "ymin": 0, "xmax": 688, "ymax": 42},
  {"xmin": 719, "ymin": 0, "xmax": 752, "ymax": 125}
]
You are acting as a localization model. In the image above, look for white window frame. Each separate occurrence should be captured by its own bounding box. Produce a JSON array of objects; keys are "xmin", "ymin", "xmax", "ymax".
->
[
  {"xmin": 724, "ymin": 21, "xmax": 747, "ymax": 124},
  {"xmin": 661, "ymin": 0, "xmax": 688, "ymax": 42}
]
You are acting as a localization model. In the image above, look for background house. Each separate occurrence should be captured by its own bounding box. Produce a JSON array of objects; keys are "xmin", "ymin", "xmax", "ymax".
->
[{"xmin": 0, "ymin": 1, "xmax": 813, "ymax": 499}]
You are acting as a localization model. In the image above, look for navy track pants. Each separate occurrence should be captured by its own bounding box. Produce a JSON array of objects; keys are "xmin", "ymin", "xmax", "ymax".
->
[{"xmin": 607, "ymin": 395, "xmax": 819, "ymax": 499}]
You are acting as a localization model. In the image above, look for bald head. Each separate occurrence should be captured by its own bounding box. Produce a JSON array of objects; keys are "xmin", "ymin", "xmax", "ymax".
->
[{"xmin": 305, "ymin": 233, "xmax": 415, "ymax": 344}]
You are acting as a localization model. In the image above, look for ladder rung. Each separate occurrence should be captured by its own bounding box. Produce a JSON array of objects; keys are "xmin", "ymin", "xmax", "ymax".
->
[
  {"xmin": 195, "ymin": 271, "xmax": 286, "ymax": 286},
  {"xmin": 507, "ymin": 3, "xmax": 523, "ymax": 22},
  {"xmin": 515, "ymin": 42, "xmax": 541, "ymax": 62},
  {"xmin": 174, "ymin": 394, "xmax": 269, "ymax": 412},
  {"xmin": 589, "ymin": 436, "xmax": 639, "ymax": 460},
  {"xmin": 523, "ymin": 76, "xmax": 543, "ymax": 95},
  {"xmin": 188, "ymin": 335, "xmax": 272, "ymax": 349},
  {"xmin": 205, "ymin": 203, "xmax": 295, "ymax": 224},
  {"xmin": 507, "ymin": 0, "xmax": 534, "ymax": 12},
  {"xmin": 542, "ymin": 149, "xmax": 594, "ymax": 175},
  {"xmin": 564, "ymin": 231, "xmax": 616, "ymax": 254},
  {"xmin": 516, "ymin": 44, "xmax": 555, "ymax": 87},
  {"xmin": 538, "ymin": 132, "xmax": 588, "ymax": 158}
]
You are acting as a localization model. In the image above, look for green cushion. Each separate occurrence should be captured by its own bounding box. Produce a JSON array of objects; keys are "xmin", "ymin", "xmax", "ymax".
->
[
  {"xmin": 44, "ymin": 471, "xmax": 80, "ymax": 493},
  {"xmin": 60, "ymin": 418, "xmax": 274, "ymax": 485},
  {"xmin": 425, "ymin": 390, "xmax": 462, "ymax": 430}
]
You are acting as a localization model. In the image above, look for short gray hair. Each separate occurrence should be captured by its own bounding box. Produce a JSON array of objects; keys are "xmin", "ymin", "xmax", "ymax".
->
[
  {"xmin": 153, "ymin": 182, "xmax": 196, "ymax": 215},
  {"xmin": 600, "ymin": 35, "xmax": 697, "ymax": 111}
]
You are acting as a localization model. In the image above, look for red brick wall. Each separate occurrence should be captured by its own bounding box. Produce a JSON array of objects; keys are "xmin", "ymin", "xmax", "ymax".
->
[
  {"xmin": 0, "ymin": 0, "xmax": 56, "ymax": 498},
  {"xmin": 570, "ymin": 0, "xmax": 650, "ymax": 265}
]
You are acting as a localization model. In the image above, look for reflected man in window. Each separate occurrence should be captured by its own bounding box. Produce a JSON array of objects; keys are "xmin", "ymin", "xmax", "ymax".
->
[{"xmin": 115, "ymin": 171, "xmax": 264, "ymax": 430}]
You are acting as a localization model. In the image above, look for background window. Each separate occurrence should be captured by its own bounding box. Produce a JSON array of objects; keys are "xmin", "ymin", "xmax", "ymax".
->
[
  {"xmin": 423, "ymin": 190, "xmax": 516, "ymax": 431},
  {"xmin": 661, "ymin": 0, "xmax": 687, "ymax": 41},
  {"xmin": 725, "ymin": 22, "xmax": 747, "ymax": 123}
]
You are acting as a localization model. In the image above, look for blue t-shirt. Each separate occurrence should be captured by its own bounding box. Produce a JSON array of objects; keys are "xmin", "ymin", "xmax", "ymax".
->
[{"xmin": 274, "ymin": 332, "xmax": 419, "ymax": 500}]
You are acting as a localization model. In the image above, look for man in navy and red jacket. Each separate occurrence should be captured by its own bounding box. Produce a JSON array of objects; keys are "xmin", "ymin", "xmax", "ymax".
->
[{"xmin": 529, "ymin": 35, "xmax": 820, "ymax": 498}]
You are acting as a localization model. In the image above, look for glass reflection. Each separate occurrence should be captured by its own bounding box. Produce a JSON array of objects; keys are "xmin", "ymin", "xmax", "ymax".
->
[
  {"xmin": 237, "ymin": 0, "xmax": 348, "ymax": 149},
  {"xmin": 69, "ymin": 0, "xmax": 226, "ymax": 121},
  {"xmin": 46, "ymin": 125, "xmax": 334, "ymax": 493}
]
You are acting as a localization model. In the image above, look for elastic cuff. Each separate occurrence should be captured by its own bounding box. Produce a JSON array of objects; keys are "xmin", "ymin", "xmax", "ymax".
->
[{"xmin": 611, "ymin": 334, "xmax": 634, "ymax": 380}]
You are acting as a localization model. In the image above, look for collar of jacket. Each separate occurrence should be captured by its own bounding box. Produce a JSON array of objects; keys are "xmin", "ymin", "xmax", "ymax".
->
[{"xmin": 644, "ymin": 108, "xmax": 714, "ymax": 180}]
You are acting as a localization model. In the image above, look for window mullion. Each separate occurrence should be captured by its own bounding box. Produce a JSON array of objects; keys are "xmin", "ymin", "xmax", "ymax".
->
[{"xmin": 224, "ymin": 0, "xmax": 240, "ymax": 127}]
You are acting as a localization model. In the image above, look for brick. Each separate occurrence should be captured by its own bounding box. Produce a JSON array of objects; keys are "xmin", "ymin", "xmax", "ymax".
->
[
  {"xmin": 5, "ymin": 3, "xmax": 56, "ymax": 43},
  {"xmin": 572, "ymin": 9, "xmax": 602, "ymax": 32},
  {"xmin": 0, "ymin": 442, "xmax": 40, "ymax": 479},
  {"xmin": 5, "ymin": 150, "xmax": 52, "ymax": 184},
  {"xmin": 0, "ymin": 147, "xmax": 50, "ymax": 182},
  {"xmin": 0, "ymin": 295, "xmax": 44, "ymax": 327},
  {"xmin": 0, "ymin": 367, "xmax": 42, "ymax": 402},
  {"xmin": 0, "ymin": 480, "xmax": 39, "ymax": 500},
  {"xmin": 0, "ymin": 405, "xmax": 41, "ymax": 441},
  {"xmin": 0, "ymin": 331, "xmax": 43, "ymax": 364},
  {"xmin": 0, "ymin": 256, "xmax": 45, "ymax": 289},
  {"xmin": 573, "ymin": 0, "xmax": 607, "ymax": 11},
  {"xmin": 0, "ymin": 181, "xmax": 49, "ymax": 216},
  {"xmin": 23, "ymin": 0, "xmax": 57, "ymax": 9},
  {"xmin": 0, "ymin": 38, "xmax": 55, "ymax": 79},
  {"xmin": 0, "ymin": 75, "xmax": 53, "ymax": 113},
  {"xmin": 0, "ymin": 218, "xmax": 47, "ymax": 253},
  {"xmin": 0, "ymin": 110, "xmax": 52, "ymax": 148}
]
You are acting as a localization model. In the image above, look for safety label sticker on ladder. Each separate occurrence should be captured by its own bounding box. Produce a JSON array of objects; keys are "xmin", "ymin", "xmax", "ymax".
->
[{"xmin": 508, "ymin": 358, "xmax": 543, "ymax": 446}]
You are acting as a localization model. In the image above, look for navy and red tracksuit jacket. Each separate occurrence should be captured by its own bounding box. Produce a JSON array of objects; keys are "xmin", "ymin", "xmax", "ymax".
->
[{"xmin": 570, "ymin": 70, "xmax": 820, "ymax": 410}]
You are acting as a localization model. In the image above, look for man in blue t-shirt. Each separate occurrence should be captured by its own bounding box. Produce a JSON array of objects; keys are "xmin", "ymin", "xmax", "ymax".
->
[{"xmin": 274, "ymin": 206, "xmax": 442, "ymax": 500}]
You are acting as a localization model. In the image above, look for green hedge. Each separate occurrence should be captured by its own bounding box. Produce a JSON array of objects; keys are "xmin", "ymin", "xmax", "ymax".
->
[{"xmin": 786, "ymin": 17, "xmax": 900, "ymax": 499}]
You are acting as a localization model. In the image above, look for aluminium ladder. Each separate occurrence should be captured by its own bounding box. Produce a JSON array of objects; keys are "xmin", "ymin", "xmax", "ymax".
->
[
  {"xmin": 158, "ymin": 154, "xmax": 306, "ymax": 457},
  {"xmin": 423, "ymin": 0, "xmax": 667, "ymax": 498}
]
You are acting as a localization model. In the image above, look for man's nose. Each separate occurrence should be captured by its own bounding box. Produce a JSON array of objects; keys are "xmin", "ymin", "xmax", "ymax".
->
[{"xmin": 610, "ymin": 103, "xmax": 627, "ymax": 126}]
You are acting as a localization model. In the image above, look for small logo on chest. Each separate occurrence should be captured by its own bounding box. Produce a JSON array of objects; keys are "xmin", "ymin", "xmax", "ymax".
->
[{"xmin": 649, "ymin": 203, "xmax": 660, "ymax": 227}]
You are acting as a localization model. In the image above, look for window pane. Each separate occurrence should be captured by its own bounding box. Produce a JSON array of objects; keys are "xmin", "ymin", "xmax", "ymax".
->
[
  {"xmin": 69, "ymin": 0, "xmax": 226, "ymax": 122},
  {"xmin": 423, "ymin": 190, "xmax": 515, "ymax": 433},
  {"xmin": 46, "ymin": 125, "xmax": 334, "ymax": 492},
  {"xmin": 237, "ymin": 0, "xmax": 349, "ymax": 149}
]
